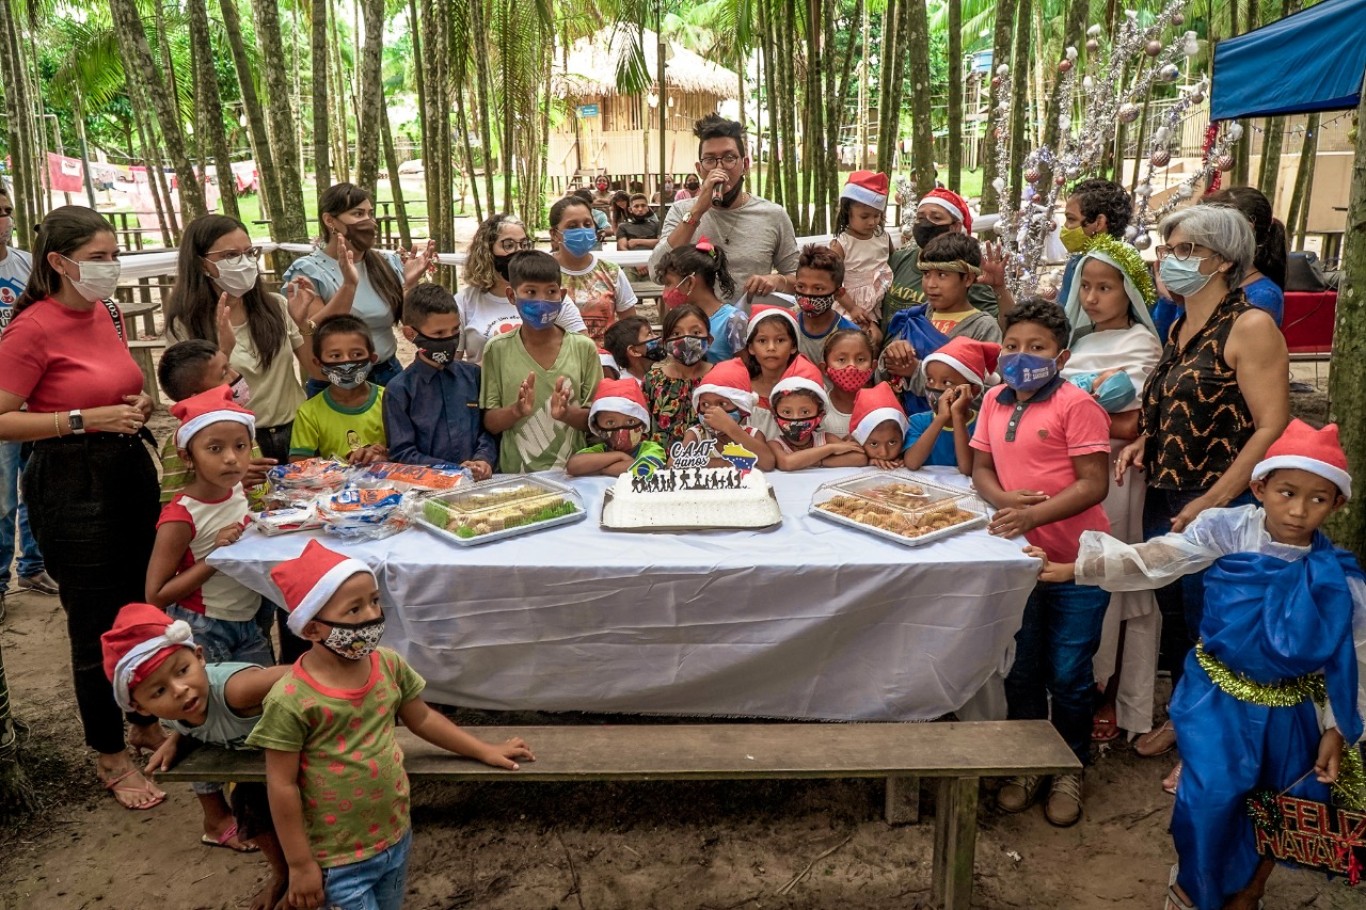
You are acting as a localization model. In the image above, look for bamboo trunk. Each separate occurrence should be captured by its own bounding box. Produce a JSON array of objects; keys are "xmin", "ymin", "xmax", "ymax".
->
[
  {"xmin": 219, "ymin": 0, "xmax": 285, "ymax": 228},
  {"xmin": 355, "ymin": 0, "xmax": 385, "ymax": 190},
  {"xmin": 947, "ymin": 0, "xmax": 962, "ymax": 189},
  {"xmin": 190, "ymin": 0, "xmax": 239, "ymax": 220},
  {"xmin": 249, "ymin": 0, "xmax": 309, "ymax": 241},
  {"xmin": 1291, "ymin": 114, "xmax": 1320, "ymax": 249},
  {"xmin": 980, "ymin": 0, "xmax": 1016, "ymax": 212},
  {"xmin": 1006, "ymin": 0, "xmax": 1033, "ymax": 211},
  {"xmin": 313, "ymin": 0, "xmax": 331, "ymax": 187}
]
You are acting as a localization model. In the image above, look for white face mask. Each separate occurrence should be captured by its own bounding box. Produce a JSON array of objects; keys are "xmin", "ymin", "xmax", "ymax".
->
[
  {"xmin": 61, "ymin": 255, "xmax": 121, "ymax": 302},
  {"xmin": 210, "ymin": 256, "xmax": 260, "ymax": 297}
]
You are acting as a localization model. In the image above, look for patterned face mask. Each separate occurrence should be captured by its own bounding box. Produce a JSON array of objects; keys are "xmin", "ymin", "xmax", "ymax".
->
[
  {"xmin": 666, "ymin": 335, "xmax": 710, "ymax": 366},
  {"xmin": 317, "ymin": 613, "xmax": 385, "ymax": 661},
  {"xmin": 775, "ymin": 415, "xmax": 820, "ymax": 444},
  {"xmin": 606, "ymin": 426, "xmax": 645, "ymax": 453},
  {"xmin": 796, "ymin": 293, "xmax": 836, "ymax": 316},
  {"xmin": 321, "ymin": 359, "xmax": 373, "ymax": 390},
  {"xmin": 826, "ymin": 365, "xmax": 872, "ymax": 393}
]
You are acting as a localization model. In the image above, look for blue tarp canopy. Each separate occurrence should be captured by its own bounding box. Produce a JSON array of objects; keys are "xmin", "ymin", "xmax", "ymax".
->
[{"xmin": 1210, "ymin": 0, "xmax": 1366, "ymax": 120}]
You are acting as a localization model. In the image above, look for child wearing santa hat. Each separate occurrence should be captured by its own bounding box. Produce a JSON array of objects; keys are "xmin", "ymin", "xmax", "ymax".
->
[
  {"xmin": 741, "ymin": 303, "xmax": 815, "ymax": 440},
  {"xmin": 567, "ymin": 378, "xmax": 667, "ymax": 476},
  {"xmin": 101, "ymin": 602, "xmax": 290, "ymax": 900},
  {"xmin": 681, "ymin": 358, "xmax": 776, "ymax": 471},
  {"xmin": 903, "ymin": 337, "xmax": 1000, "ymax": 474},
  {"xmin": 1031, "ymin": 419, "xmax": 1366, "ymax": 910},
  {"xmin": 831, "ymin": 170, "xmax": 895, "ymax": 328},
  {"xmin": 765, "ymin": 374, "xmax": 867, "ymax": 471},
  {"xmin": 246, "ymin": 540, "xmax": 535, "ymax": 910},
  {"xmin": 849, "ymin": 383, "xmax": 909, "ymax": 469}
]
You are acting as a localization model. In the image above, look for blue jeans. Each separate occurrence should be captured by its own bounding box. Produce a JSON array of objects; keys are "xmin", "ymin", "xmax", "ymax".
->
[
  {"xmin": 324, "ymin": 828, "xmax": 412, "ymax": 910},
  {"xmin": 0, "ymin": 440, "xmax": 43, "ymax": 585},
  {"xmin": 165, "ymin": 604, "xmax": 273, "ymax": 667},
  {"xmin": 1142, "ymin": 486, "xmax": 1257, "ymax": 686},
  {"xmin": 305, "ymin": 356, "xmax": 402, "ymax": 399},
  {"xmin": 1005, "ymin": 579, "xmax": 1112, "ymax": 765}
]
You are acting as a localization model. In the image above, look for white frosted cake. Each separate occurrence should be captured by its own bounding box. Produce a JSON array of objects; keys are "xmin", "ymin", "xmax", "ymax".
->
[{"xmin": 602, "ymin": 467, "xmax": 782, "ymax": 530}]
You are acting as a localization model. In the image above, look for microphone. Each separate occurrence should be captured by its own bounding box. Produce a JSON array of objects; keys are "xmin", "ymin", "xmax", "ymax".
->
[{"xmin": 712, "ymin": 182, "xmax": 726, "ymax": 206}]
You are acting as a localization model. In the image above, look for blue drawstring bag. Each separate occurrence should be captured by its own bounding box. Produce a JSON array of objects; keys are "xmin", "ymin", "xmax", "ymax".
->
[{"xmin": 884, "ymin": 304, "xmax": 950, "ymax": 415}]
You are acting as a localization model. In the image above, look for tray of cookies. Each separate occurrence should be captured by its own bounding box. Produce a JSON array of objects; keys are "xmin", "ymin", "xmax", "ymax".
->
[{"xmin": 809, "ymin": 470, "xmax": 988, "ymax": 547}]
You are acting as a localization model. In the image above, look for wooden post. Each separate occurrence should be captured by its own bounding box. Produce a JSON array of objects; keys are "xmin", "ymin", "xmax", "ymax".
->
[
  {"xmin": 931, "ymin": 776, "xmax": 979, "ymax": 910},
  {"xmin": 883, "ymin": 775, "xmax": 920, "ymax": 825}
]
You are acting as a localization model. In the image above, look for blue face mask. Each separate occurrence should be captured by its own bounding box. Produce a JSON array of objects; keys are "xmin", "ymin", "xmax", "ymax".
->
[
  {"xmin": 1158, "ymin": 256, "xmax": 1214, "ymax": 298},
  {"xmin": 999, "ymin": 352, "xmax": 1060, "ymax": 393},
  {"xmin": 561, "ymin": 227, "xmax": 599, "ymax": 257},
  {"xmin": 515, "ymin": 298, "xmax": 563, "ymax": 330},
  {"xmin": 1069, "ymin": 371, "xmax": 1136, "ymax": 413}
]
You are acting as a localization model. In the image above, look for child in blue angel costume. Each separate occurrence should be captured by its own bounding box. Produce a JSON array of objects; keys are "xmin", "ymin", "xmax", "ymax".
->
[{"xmin": 1029, "ymin": 418, "xmax": 1366, "ymax": 910}]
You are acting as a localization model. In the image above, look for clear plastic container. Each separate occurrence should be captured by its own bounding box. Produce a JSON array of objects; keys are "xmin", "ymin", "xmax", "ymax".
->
[
  {"xmin": 413, "ymin": 475, "xmax": 586, "ymax": 546},
  {"xmin": 809, "ymin": 471, "xmax": 988, "ymax": 546}
]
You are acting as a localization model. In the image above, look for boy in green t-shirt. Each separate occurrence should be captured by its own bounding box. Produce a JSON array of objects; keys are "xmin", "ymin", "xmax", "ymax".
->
[
  {"xmin": 247, "ymin": 540, "xmax": 534, "ymax": 910},
  {"xmin": 481, "ymin": 251, "xmax": 603, "ymax": 473},
  {"xmin": 566, "ymin": 377, "xmax": 665, "ymax": 476},
  {"xmin": 289, "ymin": 315, "xmax": 388, "ymax": 465}
]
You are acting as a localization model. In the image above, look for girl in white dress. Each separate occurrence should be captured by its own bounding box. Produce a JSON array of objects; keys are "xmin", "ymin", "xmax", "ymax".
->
[{"xmin": 830, "ymin": 171, "xmax": 894, "ymax": 328}]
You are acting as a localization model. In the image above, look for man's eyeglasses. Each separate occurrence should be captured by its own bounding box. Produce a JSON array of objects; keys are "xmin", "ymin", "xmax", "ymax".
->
[
  {"xmin": 699, "ymin": 154, "xmax": 742, "ymax": 169},
  {"xmin": 496, "ymin": 239, "xmax": 534, "ymax": 253}
]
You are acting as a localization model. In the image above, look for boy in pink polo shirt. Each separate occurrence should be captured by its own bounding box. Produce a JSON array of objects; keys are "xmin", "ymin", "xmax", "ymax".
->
[{"xmin": 969, "ymin": 297, "xmax": 1111, "ymax": 828}]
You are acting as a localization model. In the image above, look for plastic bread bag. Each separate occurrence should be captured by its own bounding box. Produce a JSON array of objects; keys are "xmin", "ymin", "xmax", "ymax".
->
[
  {"xmin": 317, "ymin": 487, "xmax": 413, "ymax": 540},
  {"xmin": 247, "ymin": 506, "xmax": 324, "ymax": 537},
  {"xmin": 350, "ymin": 461, "xmax": 472, "ymax": 494},
  {"xmin": 264, "ymin": 458, "xmax": 354, "ymax": 506}
]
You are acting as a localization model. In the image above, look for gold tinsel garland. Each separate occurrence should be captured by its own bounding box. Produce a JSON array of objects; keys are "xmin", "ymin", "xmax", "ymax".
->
[{"xmin": 1197, "ymin": 642, "xmax": 1366, "ymax": 810}]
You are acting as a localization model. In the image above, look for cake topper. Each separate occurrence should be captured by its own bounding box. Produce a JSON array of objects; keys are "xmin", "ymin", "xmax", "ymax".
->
[
  {"xmin": 669, "ymin": 440, "xmax": 714, "ymax": 469},
  {"xmin": 719, "ymin": 443, "xmax": 758, "ymax": 477}
]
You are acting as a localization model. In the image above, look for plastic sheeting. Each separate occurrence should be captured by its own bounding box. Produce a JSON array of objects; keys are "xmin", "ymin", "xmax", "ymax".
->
[
  {"xmin": 1210, "ymin": 0, "xmax": 1366, "ymax": 120},
  {"xmin": 211, "ymin": 467, "xmax": 1038, "ymax": 721}
]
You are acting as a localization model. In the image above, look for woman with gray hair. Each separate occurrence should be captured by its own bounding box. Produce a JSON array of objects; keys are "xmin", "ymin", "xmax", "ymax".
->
[{"xmin": 1114, "ymin": 204, "xmax": 1290, "ymax": 765}]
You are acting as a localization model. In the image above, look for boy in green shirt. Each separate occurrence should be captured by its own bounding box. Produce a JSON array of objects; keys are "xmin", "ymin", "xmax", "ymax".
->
[
  {"xmin": 247, "ymin": 540, "xmax": 534, "ymax": 910},
  {"xmin": 289, "ymin": 315, "xmax": 388, "ymax": 465},
  {"xmin": 481, "ymin": 251, "xmax": 603, "ymax": 473}
]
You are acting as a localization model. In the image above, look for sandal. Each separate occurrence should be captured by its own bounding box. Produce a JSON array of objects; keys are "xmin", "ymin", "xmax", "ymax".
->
[
  {"xmin": 1091, "ymin": 714, "xmax": 1120, "ymax": 743},
  {"xmin": 201, "ymin": 822, "xmax": 259, "ymax": 853},
  {"xmin": 1165, "ymin": 865, "xmax": 1194, "ymax": 910},
  {"xmin": 1162, "ymin": 761, "xmax": 1183, "ymax": 796},
  {"xmin": 1136, "ymin": 720, "xmax": 1177, "ymax": 757},
  {"xmin": 102, "ymin": 767, "xmax": 166, "ymax": 811}
]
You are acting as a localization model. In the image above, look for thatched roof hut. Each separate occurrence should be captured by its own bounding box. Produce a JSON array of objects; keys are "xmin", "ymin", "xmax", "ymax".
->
[{"xmin": 548, "ymin": 28, "xmax": 739, "ymax": 188}]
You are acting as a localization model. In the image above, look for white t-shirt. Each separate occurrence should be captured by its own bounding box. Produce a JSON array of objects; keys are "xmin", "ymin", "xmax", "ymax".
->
[
  {"xmin": 0, "ymin": 247, "xmax": 33, "ymax": 337},
  {"xmin": 454, "ymin": 285, "xmax": 588, "ymax": 365}
]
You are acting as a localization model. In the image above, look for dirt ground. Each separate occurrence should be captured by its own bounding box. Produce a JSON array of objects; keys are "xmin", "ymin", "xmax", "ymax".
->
[{"xmin": 0, "ymin": 365, "xmax": 1352, "ymax": 910}]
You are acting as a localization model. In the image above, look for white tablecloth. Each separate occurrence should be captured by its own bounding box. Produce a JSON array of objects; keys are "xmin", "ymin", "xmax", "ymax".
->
[{"xmin": 210, "ymin": 467, "xmax": 1037, "ymax": 722}]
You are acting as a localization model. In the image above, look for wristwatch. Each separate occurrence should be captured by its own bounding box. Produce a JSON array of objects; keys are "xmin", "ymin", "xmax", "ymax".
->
[{"xmin": 68, "ymin": 410, "xmax": 85, "ymax": 435}]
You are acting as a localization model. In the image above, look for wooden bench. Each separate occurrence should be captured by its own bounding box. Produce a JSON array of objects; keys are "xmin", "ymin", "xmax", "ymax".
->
[
  {"xmin": 128, "ymin": 339, "xmax": 166, "ymax": 406},
  {"xmin": 116, "ymin": 297, "xmax": 161, "ymax": 338},
  {"xmin": 160, "ymin": 720, "xmax": 1078, "ymax": 909}
]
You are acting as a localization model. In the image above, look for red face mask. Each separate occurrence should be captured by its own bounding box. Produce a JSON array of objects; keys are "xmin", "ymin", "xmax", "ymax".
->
[
  {"xmin": 662, "ymin": 274, "xmax": 694, "ymax": 310},
  {"xmin": 826, "ymin": 365, "xmax": 873, "ymax": 393}
]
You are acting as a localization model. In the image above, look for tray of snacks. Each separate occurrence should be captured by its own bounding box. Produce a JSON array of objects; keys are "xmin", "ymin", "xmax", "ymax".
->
[
  {"xmin": 809, "ymin": 470, "xmax": 988, "ymax": 547},
  {"xmin": 317, "ymin": 487, "xmax": 412, "ymax": 540},
  {"xmin": 412, "ymin": 475, "xmax": 586, "ymax": 546}
]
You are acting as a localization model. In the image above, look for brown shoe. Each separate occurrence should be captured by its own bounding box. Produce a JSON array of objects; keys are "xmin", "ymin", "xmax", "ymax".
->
[
  {"xmin": 996, "ymin": 775, "xmax": 1043, "ymax": 813},
  {"xmin": 1135, "ymin": 720, "xmax": 1176, "ymax": 756},
  {"xmin": 1044, "ymin": 772, "xmax": 1083, "ymax": 827}
]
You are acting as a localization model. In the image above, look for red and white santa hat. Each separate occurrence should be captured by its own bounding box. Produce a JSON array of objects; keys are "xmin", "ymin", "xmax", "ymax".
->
[
  {"xmin": 917, "ymin": 188, "xmax": 974, "ymax": 234},
  {"xmin": 271, "ymin": 539, "xmax": 375, "ymax": 635},
  {"xmin": 745, "ymin": 302, "xmax": 800, "ymax": 343},
  {"xmin": 850, "ymin": 383, "xmax": 909, "ymax": 445},
  {"xmin": 921, "ymin": 337, "xmax": 1001, "ymax": 387},
  {"xmin": 840, "ymin": 170, "xmax": 890, "ymax": 211},
  {"xmin": 101, "ymin": 602, "xmax": 197, "ymax": 712},
  {"xmin": 691, "ymin": 357, "xmax": 758, "ymax": 414},
  {"xmin": 1251, "ymin": 419, "xmax": 1352, "ymax": 499},
  {"xmin": 588, "ymin": 377, "xmax": 651, "ymax": 432},
  {"xmin": 771, "ymin": 357, "xmax": 832, "ymax": 414},
  {"xmin": 171, "ymin": 385, "xmax": 256, "ymax": 450},
  {"xmin": 598, "ymin": 348, "xmax": 621, "ymax": 377}
]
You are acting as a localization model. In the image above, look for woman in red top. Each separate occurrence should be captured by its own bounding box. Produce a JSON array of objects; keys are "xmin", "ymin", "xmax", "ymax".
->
[{"xmin": 0, "ymin": 206, "xmax": 164, "ymax": 809}]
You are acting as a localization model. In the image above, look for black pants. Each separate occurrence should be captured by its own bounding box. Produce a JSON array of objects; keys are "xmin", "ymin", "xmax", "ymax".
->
[
  {"xmin": 254, "ymin": 422, "xmax": 309, "ymax": 664},
  {"xmin": 24, "ymin": 433, "xmax": 160, "ymax": 754}
]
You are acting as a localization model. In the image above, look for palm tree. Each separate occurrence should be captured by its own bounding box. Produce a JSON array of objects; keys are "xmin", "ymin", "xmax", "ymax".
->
[
  {"xmin": 355, "ymin": 0, "xmax": 384, "ymax": 189},
  {"xmin": 0, "ymin": 0, "xmax": 40, "ymax": 240},
  {"xmin": 248, "ymin": 0, "xmax": 309, "ymax": 241},
  {"xmin": 946, "ymin": 0, "xmax": 963, "ymax": 188},
  {"xmin": 979, "ymin": 0, "xmax": 1016, "ymax": 211},
  {"xmin": 218, "ymin": 0, "xmax": 286, "ymax": 225},
  {"xmin": 188, "ymin": 0, "xmax": 240, "ymax": 221},
  {"xmin": 312, "ymin": 0, "xmax": 331, "ymax": 187},
  {"xmin": 905, "ymin": 0, "xmax": 935, "ymax": 195}
]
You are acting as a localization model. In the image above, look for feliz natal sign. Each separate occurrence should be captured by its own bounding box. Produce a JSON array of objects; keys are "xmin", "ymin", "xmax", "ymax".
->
[{"xmin": 1247, "ymin": 791, "xmax": 1365, "ymax": 884}]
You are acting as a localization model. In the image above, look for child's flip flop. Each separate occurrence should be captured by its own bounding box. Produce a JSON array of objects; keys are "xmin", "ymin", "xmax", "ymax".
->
[
  {"xmin": 201, "ymin": 822, "xmax": 259, "ymax": 853},
  {"xmin": 103, "ymin": 768, "xmax": 166, "ymax": 811}
]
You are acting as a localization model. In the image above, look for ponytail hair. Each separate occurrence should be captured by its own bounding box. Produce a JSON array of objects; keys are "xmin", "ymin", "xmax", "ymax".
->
[
  {"xmin": 14, "ymin": 205, "xmax": 115, "ymax": 317},
  {"xmin": 1203, "ymin": 186, "xmax": 1287, "ymax": 289},
  {"xmin": 317, "ymin": 182, "xmax": 404, "ymax": 325}
]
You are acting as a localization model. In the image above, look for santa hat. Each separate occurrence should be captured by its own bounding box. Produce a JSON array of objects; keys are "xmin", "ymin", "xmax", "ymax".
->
[
  {"xmin": 598, "ymin": 348, "xmax": 621, "ymax": 377},
  {"xmin": 745, "ymin": 303, "xmax": 799, "ymax": 343},
  {"xmin": 171, "ymin": 385, "xmax": 256, "ymax": 450},
  {"xmin": 1251, "ymin": 419, "xmax": 1352, "ymax": 499},
  {"xmin": 588, "ymin": 378, "xmax": 651, "ymax": 431},
  {"xmin": 101, "ymin": 603, "xmax": 196, "ymax": 712},
  {"xmin": 271, "ymin": 539, "xmax": 375, "ymax": 635},
  {"xmin": 840, "ymin": 171, "xmax": 890, "ymax": 211},
  {"xmin": 771, "ymin": 359, "xmax": 832, "ymax": 414},
  {"xmin": 922, "ymin": 337, "xmax": 1001, "ymax": 387},
  {"xmin": 849, "ymin": 383, "xmax": 909, "ymax": 445},
  {"xmin": 918, "ymin": 188, "xmax": 973, "ymax": 234},
  {"xmin": 692, "ymin": 358, "xmax": 758, "ymax": 414}
]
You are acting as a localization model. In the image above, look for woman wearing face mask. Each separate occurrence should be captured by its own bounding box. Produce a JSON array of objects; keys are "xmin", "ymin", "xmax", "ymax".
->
[
  {"xmin": 282, "ymin": 182, "xmax": 434, "ymax": 395},
  {"xmin": 549, "ymin": 195, "xmax": 638, "ymax": 348},
  {"xmin": 455, "ymin": 213, "xmax": 587, "ymax": 365},
  {"xmin": 166, "ymin": 215, "xmax": 309, "ymax": 466},
  {"xmin": 0, "ymin": 206, "xmax": 166, "ymax": 811},
  {"xmin": 1114, "ymin": 204, "xmax": 1290, "ymax": 771},
  {"xmin": 652, "ymin": 238, "xmax": 744, "ymax": 363},
  {"xmin": 882, "ymin": 188, "xmax": 1010, "ymax": 326}
]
